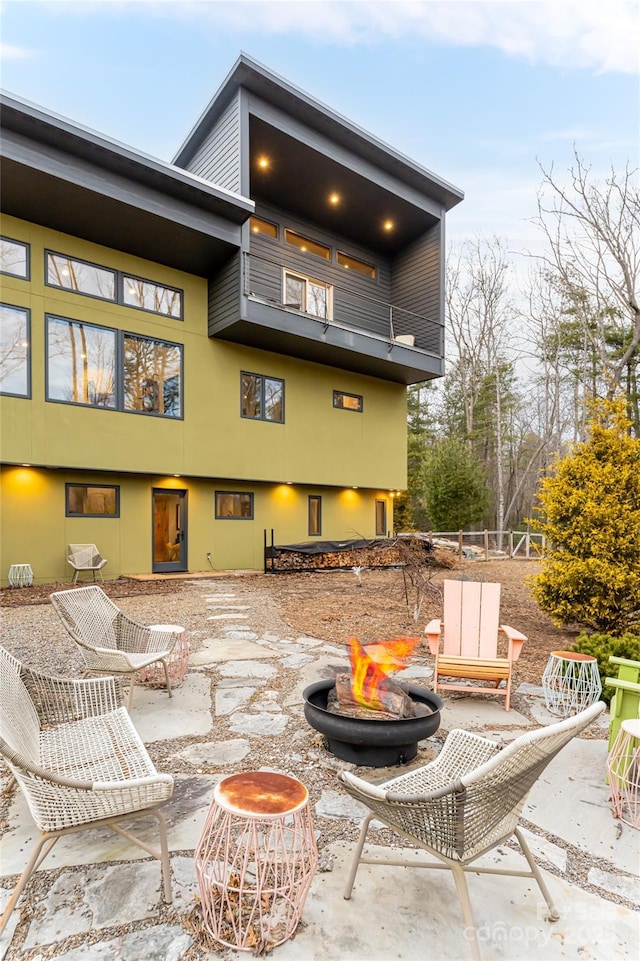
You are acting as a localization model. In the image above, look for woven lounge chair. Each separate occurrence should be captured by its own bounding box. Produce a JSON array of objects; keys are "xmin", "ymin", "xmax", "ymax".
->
[
  {"xmin": 67, "ymin": 543, "xmax": 108, "ymax": 584},
  {"xmin": 0, "ymin": 646, "xmax": 174, "ymax": 935},
  {"xmin": 50, "ymin": 585, "xmax": 181, "ymax": 709},
  {"xmin": 340, "ymin": 701, "xmax": 605, "ymax": 961}
]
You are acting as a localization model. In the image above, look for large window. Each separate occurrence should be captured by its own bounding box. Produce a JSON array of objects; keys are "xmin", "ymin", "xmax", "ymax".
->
[
  {"xmin": 124, "ymin": 334, "xmax": 182, "ymax": 417},
  {"xmin": 1, "ymin": 237, "xmax": 29, "ymax": 279},
  {"xmin": 47, "ymin": 316, "xmax": 116, "ymax": 407},
  {"xmin": 46, "ymin": 315, "xmax": 182, "ymax": 418},
  {"xmin": 308, "ymin": 495, "xmax": 322, "ymax": 536},
  {"xmin": 66, "ymin": 484, "xmax": 119, "ymax": 517},
  {"xmin": 333, "ymin": 390, "xmax": 363, "ymax": 412},
  {"xmin": 46, "ymin": 251, "xmax": 184, "ymax": 319},
  {"xmin": 284, "ymin": 229, "xmax": 330, "ymax": 260},
  {"xmin": 0, "ymin": 304, "xmax": 30, "ymax": 397},
  {"xmin": 215, "ymin": 491, "xmax": 254, "ymax": 519},
  {"xmin": 375, "ymin": 499, "xmax": 387, "ymax": 537},
  {"xmin": 241, "ymin": 371, "xmax": 284, "ymax": 423},
  {"xmin": 47, "ymin": 252, "xmax": 116, "ymax": 301},
  {"xmin": 284, "ymin": 271, "xmax": 332, "ymax": 320}
]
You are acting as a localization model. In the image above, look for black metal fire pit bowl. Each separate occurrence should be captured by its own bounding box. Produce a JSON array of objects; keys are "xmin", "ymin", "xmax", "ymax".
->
[{"xmin": 303, "ymin": 678, "xmax": 442, "ymax": 767}]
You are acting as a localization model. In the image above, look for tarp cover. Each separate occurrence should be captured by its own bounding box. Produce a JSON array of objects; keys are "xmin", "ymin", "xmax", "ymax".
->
[{"xmin": 266, "ymin": 537, "xmax": 397, "ymax": 557}]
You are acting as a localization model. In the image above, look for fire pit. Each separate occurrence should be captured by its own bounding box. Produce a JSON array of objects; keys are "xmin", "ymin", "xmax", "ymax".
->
[{"xmin": 303, "ymin": 678, "xmax": 442, "ymax": 766}]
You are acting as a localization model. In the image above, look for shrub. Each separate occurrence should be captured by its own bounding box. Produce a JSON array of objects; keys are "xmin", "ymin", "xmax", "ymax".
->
[{"xmin": 571, "ymin": 632, "xmax": 640, "ymax": 704}]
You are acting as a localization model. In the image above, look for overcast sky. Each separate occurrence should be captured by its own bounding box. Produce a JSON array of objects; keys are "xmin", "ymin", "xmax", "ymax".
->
[{"xmin": 1, "ymin": 0, "xmax": 638, "ymax": 264}]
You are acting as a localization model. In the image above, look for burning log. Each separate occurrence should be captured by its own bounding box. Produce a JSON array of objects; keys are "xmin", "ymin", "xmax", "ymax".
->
[
  {"xmin": 334, "ymin": 671, "xmax": 415, "ymax": 719},
  {"xmin": 332, "ymin": 636, "xmax": 421, "ymax": 720}
]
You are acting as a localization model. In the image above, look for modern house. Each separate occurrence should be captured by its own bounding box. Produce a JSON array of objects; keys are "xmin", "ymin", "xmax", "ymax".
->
[{"xmin": 0, "ymin": 55, "xmax": 463, "ymax": 582}]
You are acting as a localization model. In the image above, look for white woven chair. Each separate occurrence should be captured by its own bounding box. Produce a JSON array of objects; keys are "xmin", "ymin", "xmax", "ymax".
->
[
  {"xmin": 0, "ymin": 646, "xmax": 174, "ymax": 935},
  {"xmin": 67, "ymin": 543, "xmax": 108, "ymax": 584},
  {"xmin": 340, "ymin": 701, "xmax": 605, "ymax": 961},
  {"xmin": 50, "ymin": 585, "xmax": 180, "ymax": 709}
]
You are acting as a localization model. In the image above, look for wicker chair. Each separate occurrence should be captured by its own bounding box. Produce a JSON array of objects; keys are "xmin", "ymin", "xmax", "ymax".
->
[
  {"xmin": 0, "ymin": 646, "xmax": 174, "ymax": 935},
  {"xmin": 340, "ymin": 701, "xmax": 605, "ymax": 961},
  {"xmin": 66, "ymin": 544, "xmax": 108, "ymax": 584},
  {"xmin": 50, "ymin": 585, "xmax": 180, "ymax": 709}
]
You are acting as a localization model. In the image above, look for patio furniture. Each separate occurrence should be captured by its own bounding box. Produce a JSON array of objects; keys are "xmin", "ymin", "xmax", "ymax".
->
[
  {"xmin": 606, "ymin": 717, "xmax": 640, "ymax": 829},
  {"xmin": 7, "ymin": 563, "xmax": 33, "ymax": 587},
  {"xmin": 50, "ymin": 585, "xmax": 181, "ymax": 710},
  {"xmin": 606, "ymin": 656, "xmax": 640, "ymax": 749},
  {"xmin": 138, "ymin": 624, "xmax": 189, "ymax": 689},
  {"xmin": 0, "ymin": 645, "xmax": 174, "ymax": 935},
  {"xmin": 67, "ymin": 544, "xmax": 108, "ymax": 584},
  {"xmin": 424, "ymin": 579, "xmax": 526, "ymax": 711},
  {"xmin": 340, "ymin": 701, "xmax": 605, "ymax": 961},
  {"xmin": 542, "ymin": 650, "xmax": 602, "ymax": 717},
  {"xmin": 195, "ymin": 771, "xmax": 318, "ymax": 951}
]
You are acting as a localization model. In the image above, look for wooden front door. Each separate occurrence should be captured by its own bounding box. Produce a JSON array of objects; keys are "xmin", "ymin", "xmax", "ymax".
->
[{"xmin": 152, "ymin": 488, "xmax": 187, "ymax": 573}]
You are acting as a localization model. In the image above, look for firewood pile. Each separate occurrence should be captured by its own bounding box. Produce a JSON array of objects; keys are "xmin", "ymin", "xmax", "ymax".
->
[{"xmin": 265, "ymin": 536, "xmax": 433, "ymax": 573}]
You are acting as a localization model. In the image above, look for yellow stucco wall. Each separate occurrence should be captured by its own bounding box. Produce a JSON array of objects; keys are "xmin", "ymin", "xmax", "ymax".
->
[{"xmin": 1, "ymin": 217, "xmax": 407, "ymax": 490}]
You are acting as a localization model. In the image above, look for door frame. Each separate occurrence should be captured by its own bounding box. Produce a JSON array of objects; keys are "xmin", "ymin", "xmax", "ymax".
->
[{"xmin": 152, "ymin": 487, "xmax": 188, "ymax": 573}]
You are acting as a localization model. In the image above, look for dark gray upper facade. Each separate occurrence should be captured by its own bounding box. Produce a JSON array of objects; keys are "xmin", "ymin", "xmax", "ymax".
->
[{"xmin": 175, "ymin": 55, "xmax": 464, "ymax": 385}]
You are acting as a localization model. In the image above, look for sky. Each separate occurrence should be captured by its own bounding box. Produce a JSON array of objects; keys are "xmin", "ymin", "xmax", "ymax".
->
[{"xmin": 1, "ymin": 0, "xmax": 638, "ymax": 271}]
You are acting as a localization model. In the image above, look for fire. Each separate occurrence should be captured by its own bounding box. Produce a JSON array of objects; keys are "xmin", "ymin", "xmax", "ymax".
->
[{"xmin": 348, "ymin": 636, "xmax": 420, "ymax": 711}]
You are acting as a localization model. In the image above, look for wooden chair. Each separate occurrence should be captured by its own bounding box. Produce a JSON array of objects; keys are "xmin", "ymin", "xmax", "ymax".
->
[
  {"xmin": 425, "ymin": 579, "xmax": 526, "ymax": 711},
  {"xmin": 340, "ymin": 701, "xmax": 605, "ymax": 961},
  {"xmin": 50, "ymin": 585, "xmax": 181, "ymax": 709},
  {"xmin": 66, "ymin": 544, "xmax": 108, "ymax": 584},
  {"xmin": 0, "ymin": 646, "xmax": 174, "ymax": 935}
]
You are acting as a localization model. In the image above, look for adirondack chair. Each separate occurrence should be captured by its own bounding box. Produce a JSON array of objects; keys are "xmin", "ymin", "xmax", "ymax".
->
[{"xmin": 425, "ymin": 579, "xmax": 526, "ymax": 711}]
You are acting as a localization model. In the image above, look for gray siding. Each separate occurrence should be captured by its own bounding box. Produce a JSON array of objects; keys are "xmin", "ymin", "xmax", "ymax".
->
[
  {"xmin": 390, "ymin": 223, "xmax": 442, "ymax": 353},
  {"xmin": 208, "ymin": 250, "xmax": 241, "ymax": 334},
  {"xmin": 247, "ymin": 203, "xmax": 393, "ymax": 338},
  {"xmin": 185, "ymin": 96, "xmax": 242, "ymax": 194}
]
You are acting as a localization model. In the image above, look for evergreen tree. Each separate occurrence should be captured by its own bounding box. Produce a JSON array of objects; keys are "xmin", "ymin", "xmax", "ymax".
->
[
  {"xmin": 421, "ymin": 437, "xmax": 488, "ymax": 530},
  {"xmin": 529, "ymin": 396, "xmax": 640, "ymax": 633}
]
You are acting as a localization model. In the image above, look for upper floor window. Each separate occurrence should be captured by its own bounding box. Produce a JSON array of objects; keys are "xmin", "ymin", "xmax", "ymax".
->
[
  {"xmin": 250, "ymin": 216, "xmax": 278, "ymax": 239},
  {"xmin": 337, "ymin": 252, "xmax": 376, "ymax": 280},
  {"xmin": 123, "ymin": 274, "xmax": 182, "ymax": 319},
  {"xmin": 46, "ymin": 314, "xmax": 182, "ymax": 418},
  {"xmin": 0, "ymin": 237, "xmax": 29, "ymax": 279},
  {"xmin": 215, "ymin": 491, "xmax": 254, "ymax": 519},
  {"xmin": 284, "ymin": 270, "xmax": 332, "ymax": 320},
  {"xmin": 46, "ymin": 250, "xmax": 184, "ymax": 319},
  {"xmin": 47, "ymin": 252, "xmax": 116, "ymax": 301},
  {"xmin": 284, "ymin": 229, "xmax": 330, "ymax": 261},
  {"xmin": 333, "ymin": 390, "xmax": 363, "ymax": 412},
  {"xmin": 66, "ymin": 484, "xmax": 119, "ymax": 517},
  {"xmin": 0, "ymin": 303, "xmax": 30, "ymax": 397},
  {"xmin": 241, "ymin": 371, "xmax": 284, "ymax": 423}
]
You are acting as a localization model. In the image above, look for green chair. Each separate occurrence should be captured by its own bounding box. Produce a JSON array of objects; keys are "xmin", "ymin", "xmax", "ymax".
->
[{"xmin": 605, "ymin": 656, "xmax": 640, "ymax": 749}]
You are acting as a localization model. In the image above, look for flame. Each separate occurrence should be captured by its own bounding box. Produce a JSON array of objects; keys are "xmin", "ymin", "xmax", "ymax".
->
[{"xmin": 348, "ymin": 636, "xmax": 420, "ymax": 710}]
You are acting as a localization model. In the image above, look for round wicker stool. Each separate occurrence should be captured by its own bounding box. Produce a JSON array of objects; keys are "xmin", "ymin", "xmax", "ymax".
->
[
  {"xmin": 195, "ymin": 771, "xmax": 318, "ymax": 951},
  {"xmin": 606, "ymin": 718, "xmax": 640, "ymax": 829},
  {"xmin": 138, "ymin": 624, "xmax": 189, "ymax": 689},
  {"xmin": 542, "ymin": 650, "xmax": 602, "ymax": 716}
]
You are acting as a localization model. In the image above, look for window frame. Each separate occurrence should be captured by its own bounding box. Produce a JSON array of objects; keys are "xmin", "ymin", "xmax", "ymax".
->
[
  {"xmin": 333, "ymin": 390, "xmax": 363, "ymax": 413},
  {"xmin": 375, "ymin": 499, "xmax": 387, "ymax": 537},
  {"xmin": 283, "ymin": 269, "xmax": 333, "ymax": 321},
  {"xmin": 121, "ymin": 271, "xmax": 183, "ymax": 320},
  {"xmin": 45, "ymin": 250, "xmax": 117, "ymax": 304},
  {"xmin": 0, "ymin": 303, "xmax": 31, "ymax": 398},
  {"xmin": 65, "ymin": 483, "xmax": 120, "ymax": 518},
  {"xmin": 249, "ymin": 216, "xmax": 278, "ymax": 240},
  {"xmin": 284, "ymin": 229, "xmax": 331, "ymax": 261},
  {"xmin": 241, "ymin": 371, "xmax": 285, "ymax": 424},
  {"xmin": 337, "ymin": 251, "xmax": 377, "ymax": 280},
  {"xmin": 215, "ymin": 491, "xmax": 254, "ymax": 520},
  {"xmin": 0, "ymin": 236, "xmax": 30, "ymax": 280},
  {"xmin": 122, "ymin": 331, "xmax": 184, "ymax": 419},
  {"xmin": 308, "ymin": 495, "xmax": 322, "ymax": 536}
]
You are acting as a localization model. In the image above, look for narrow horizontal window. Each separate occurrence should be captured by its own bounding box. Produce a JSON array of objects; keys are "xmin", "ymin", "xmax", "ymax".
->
[
  {"xmin": 66, "ymin": 484, "xmax": 119, "ymax": 517},
  {"xmin": 47, "ymin": 316, "xmax": 116, "ymax": 407},
  {"xmin": 308, "ymin": 495, "xmax": 322, "ymax": 536},
  {"xmin": 0, "ymin": 237, "xmax": 29, "ymax": 279},
  {"xmin": 284, "ymin": 229, "xmax": 330, "ymax": 260},
  {"xmin": 333, "ymin": 390, "xmax": 363, "ymax": 412},
  {"xmin": 250, "ymin": 216, "xmax": 278, "ymax": 239},
  {"xmin": 215, "ymin": 491, "xmax": 254, "ymax": 519},
  {"xmin": 241, "ymin": 371, "xmax": 284, "ymax": 423},
  {"xmin": 337, "ymin": 252, "xmax": 376, "ymax": 280},
  {"xmin": 46, "ymin": 251, "xmax": 116, "ymax": 301},
  {"xmin": 284, "ymin": 271, "xmax": 332, "ymax": 320},
  {"xmin": 0, "ymin": 303, "xmax": 30, "ymax": 397},
  {"xmin": 123, "ymin": 334, "xmax": 182, "ymax": 418},
  {"xmin": 122, "ymin": 275, "xmax": 182, "ymax": 319}
]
